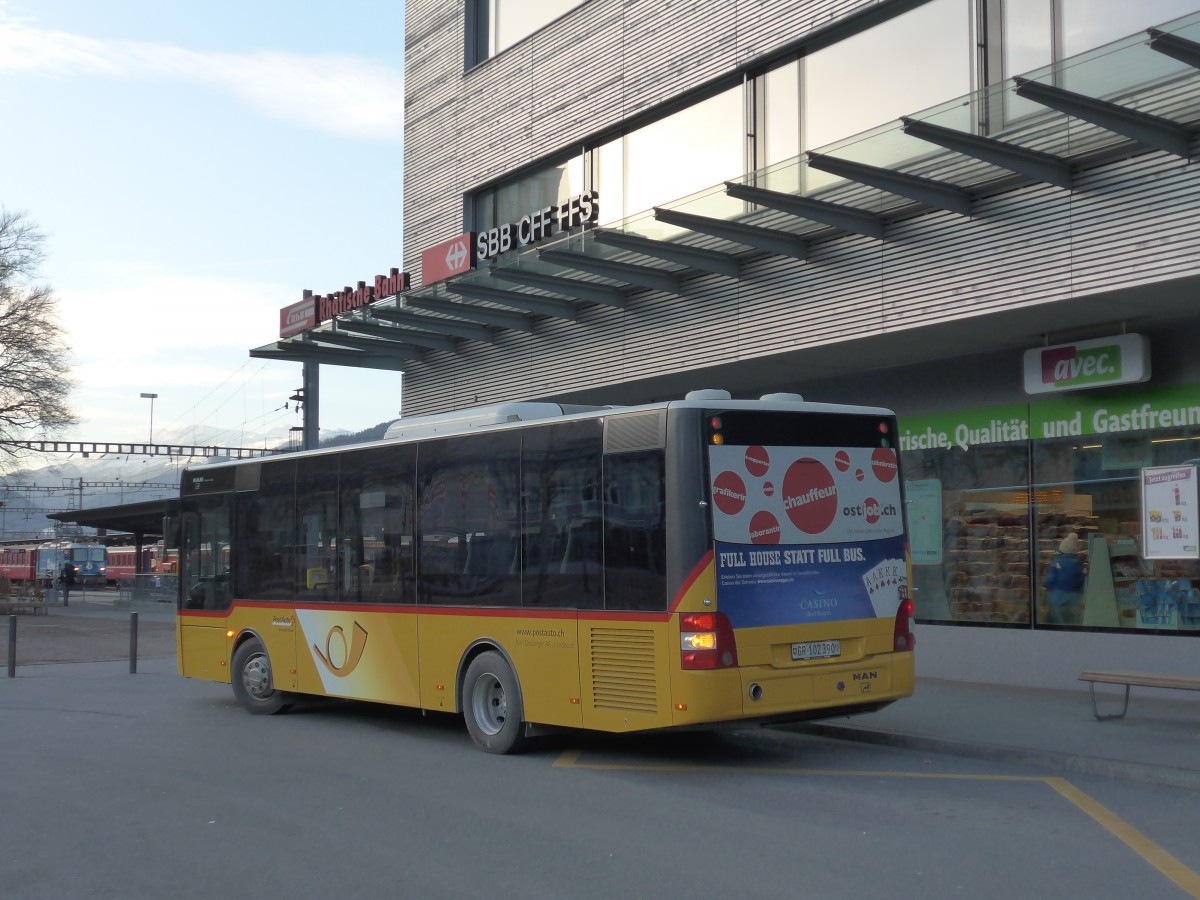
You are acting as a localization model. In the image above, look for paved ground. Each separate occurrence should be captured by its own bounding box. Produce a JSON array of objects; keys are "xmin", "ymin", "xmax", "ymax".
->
[
  {"xmin": 1, "ymin": 593, "xmax": 175, "ymax": 666},
  {"xmin": 4, "ymin": 595, "xmax": 1198, "ymax": 792}
]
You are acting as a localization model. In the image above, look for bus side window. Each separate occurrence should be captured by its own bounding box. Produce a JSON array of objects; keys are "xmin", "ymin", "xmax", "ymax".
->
[{"xmin": 603, "ymin": 450, "xmax": 667, "ymax": 611}]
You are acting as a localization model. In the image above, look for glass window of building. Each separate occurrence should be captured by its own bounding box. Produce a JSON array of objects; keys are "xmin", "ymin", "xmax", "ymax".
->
[
  {"xmin": 803, "ymin": 0, "xmax": 972, "ymax": 152},
  {"xmin": 474, "ymin": 155, "xmax": 585, "ymax": 234},
  {"xmin": 902, "ymin": 422, "xmax": 1032, "ymax": 627},
  {"xmin": 900, "ymin": 384, "xmax": 1200, "ymax": 635},
  {"xmin": 596, "ymin": 84, "xmax": 743, "ymax": 225},
  {"xmin": 471, "ymin": 0, "xmax": 588, "ymax": 64},
  {"xmin": 1030, "ymin": 391, "xmax": 1200, "ymax": 632},
  {"xmin": 1060, "ymin": 0, "xmax": 1199, "ymax": 56}
]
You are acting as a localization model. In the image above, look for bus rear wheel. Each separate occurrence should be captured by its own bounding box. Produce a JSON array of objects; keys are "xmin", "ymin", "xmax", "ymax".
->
[
  {"xmin": 462, "ymin": 651, "xmax": 528, "ymax": 754},
  {"xmin": 231, "ymin": 639, "xmax": 289, "ymax": 715}
]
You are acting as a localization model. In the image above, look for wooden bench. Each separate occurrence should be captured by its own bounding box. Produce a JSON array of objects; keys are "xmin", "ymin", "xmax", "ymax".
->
[{"xmin": 1078, "ymin": 671, "xmax": 1200, "ymax": 720}]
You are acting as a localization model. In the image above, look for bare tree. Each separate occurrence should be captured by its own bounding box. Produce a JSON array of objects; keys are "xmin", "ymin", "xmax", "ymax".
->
[{"xmin": 0, "ymin": 208, "xmax": 77, "ymax": 466}]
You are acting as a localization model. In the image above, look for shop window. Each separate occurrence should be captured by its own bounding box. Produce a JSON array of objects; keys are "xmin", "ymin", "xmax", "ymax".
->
[
  {"xmin": 1032, "ymin": 428, "xmax": 1200, "ymax": 632},
  {"xmin": 905, "ymin": 442, "xmax": 1033, "ymax": 626}
]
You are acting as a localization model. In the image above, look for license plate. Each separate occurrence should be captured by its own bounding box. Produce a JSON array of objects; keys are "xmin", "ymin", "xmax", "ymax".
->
[{"xmin": 791, "ymin": 639, "xmax": 840, "ymax": 661}]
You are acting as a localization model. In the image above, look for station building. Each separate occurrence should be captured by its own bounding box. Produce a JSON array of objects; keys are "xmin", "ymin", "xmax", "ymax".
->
[{"xmin": 258, "ymin": 0, "xmax": 1200, "ymax": 687}]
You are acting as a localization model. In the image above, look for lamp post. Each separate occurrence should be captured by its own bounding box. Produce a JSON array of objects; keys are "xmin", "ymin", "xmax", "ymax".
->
[{"xmin": 139, "ymin": 392, "xmax": 158, "ymax": 445}]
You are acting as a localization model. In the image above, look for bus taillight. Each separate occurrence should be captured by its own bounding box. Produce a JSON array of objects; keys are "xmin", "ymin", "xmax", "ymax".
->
[
  {"xmin": 893, "ymin": 592, "xmax": 916, "ymax": 652},
  {"xmin": 680, "ymin": 612, "xmax": 738, "ymax": 670}
]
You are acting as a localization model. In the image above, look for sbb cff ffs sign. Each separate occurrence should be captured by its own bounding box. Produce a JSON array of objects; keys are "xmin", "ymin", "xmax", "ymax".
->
[{"xmin": 477, "ymin": 191, "xmax": 599, "ymax": 261}]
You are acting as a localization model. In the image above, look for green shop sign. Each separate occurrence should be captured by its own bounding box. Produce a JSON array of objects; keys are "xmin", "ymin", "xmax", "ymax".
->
[
  {"xmin": 1031, "ymin": 383, "xmax": 1200, "ymax": 439},
  {"xmin": 898, "ymin": 404, "xmax": 1029, "ymax": 452},
  {"xmin": 898, "ymin": 383, "xmax": 1200, "ymax": 452}
]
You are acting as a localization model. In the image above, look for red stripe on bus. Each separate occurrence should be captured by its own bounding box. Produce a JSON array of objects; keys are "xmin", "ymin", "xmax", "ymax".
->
[{"xmin": 669, "ymin": 549, "xmax": 714, "ymax": 613}]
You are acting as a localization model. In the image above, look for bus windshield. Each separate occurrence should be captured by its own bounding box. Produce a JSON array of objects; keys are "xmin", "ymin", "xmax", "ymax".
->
[{"xmin": 707, "ymin": 409, "xmax": 905, "ymax": 629}]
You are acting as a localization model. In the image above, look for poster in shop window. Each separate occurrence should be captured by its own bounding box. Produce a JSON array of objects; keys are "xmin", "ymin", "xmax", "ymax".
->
[{"xmin": 1141, "ymin": 464, "xmax": 1199, "ymax": 559}]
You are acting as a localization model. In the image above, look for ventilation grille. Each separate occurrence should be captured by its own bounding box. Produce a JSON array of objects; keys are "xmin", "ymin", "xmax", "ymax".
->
[
  {"xmin": 589, "ymin": 627, "xmax": 659, "ymax": 713},
  {"xmin": 604, "ymin": 411, "xmax": 666, "ymax": 454}
]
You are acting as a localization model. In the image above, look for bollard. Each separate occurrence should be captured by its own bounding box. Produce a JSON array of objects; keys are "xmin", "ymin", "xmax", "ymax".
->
[
  {"xmin": 7, "ymin": 615, "xmax": 15, "ymax": 678},
  {"xmin": 129, "ymin": 611, "xmax": 139, "ymax": 674}
]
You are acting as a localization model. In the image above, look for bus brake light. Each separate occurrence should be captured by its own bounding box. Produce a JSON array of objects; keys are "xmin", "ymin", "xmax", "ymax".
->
[
  {"xmin": 680, "ymin": 612, "xmax": 738, "ymax": 670},
  {"xmin": 893, "ymin": 592, "xmax": 916, "ymax": 652}
]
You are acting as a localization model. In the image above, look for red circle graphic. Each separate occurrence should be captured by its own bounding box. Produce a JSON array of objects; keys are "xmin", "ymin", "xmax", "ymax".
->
[
  {"xmin": 782, "ymin": 458, "xmax": 838, "ymax": 535},
  {"xmin": 834, "ymin": 450, "xmax": 851, "ymax": 472},
  {"xmin": 745, "ymin": 446, "xmax": 770, "ymax": 478},
  {"xmin": 749, "ymin": 511, "xmax": 781, "ymax": 544},
  {"xmin": 865, "ymin": 497, "xmax": 881, "ymax": 524},
  {"xmin": 763, "ymin": 481, "xmax": 775, "ymax": 497},
  {"xmin": 871, "ymin": 448, "xmax": 898, "ymax": 483},
  {"xmin": 712, "ymin": 470, "xmax": 747, "ymax": 515}
]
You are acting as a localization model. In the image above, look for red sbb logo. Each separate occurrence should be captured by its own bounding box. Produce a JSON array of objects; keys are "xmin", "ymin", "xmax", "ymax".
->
[{"xmin": 422, "ymin": 232, "xmax": 477, "ymax": 286}]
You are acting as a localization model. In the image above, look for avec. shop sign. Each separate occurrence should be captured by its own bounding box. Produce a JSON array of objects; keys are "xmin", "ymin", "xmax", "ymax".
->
[{"xmin": 1023, "ymin": 334, "xmax": 1150, "ymax": 394}]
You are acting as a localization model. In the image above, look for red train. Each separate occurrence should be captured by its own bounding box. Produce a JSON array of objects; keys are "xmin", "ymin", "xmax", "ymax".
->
[
  {"xmin": 0, "ymin": 543, "xmax": 39, "ymax": 583},
  {"xmin": 0, "ymin": 542, "xmax": 175, "ymax": 587}
]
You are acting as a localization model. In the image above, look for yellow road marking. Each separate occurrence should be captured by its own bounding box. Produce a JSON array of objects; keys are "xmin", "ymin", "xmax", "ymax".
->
[
  {"xmin": 555, "ymin": 751, "xmax": 1200, "ymax": 898},
  {"xmin": 1045, "ymin": 777, "xmax": 1200, "ymax": 899}
]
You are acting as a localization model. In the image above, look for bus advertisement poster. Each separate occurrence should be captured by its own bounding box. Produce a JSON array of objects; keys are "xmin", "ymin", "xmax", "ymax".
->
[
  {"xmin": 708, "ymin": 443, "xmax": 906, "ymax": 627},
  {"xmin": 713, "ymin": 536, "xmax": 907, "ymax": 627}
]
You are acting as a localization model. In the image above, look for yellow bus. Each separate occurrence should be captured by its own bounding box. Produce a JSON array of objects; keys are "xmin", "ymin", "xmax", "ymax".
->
[{"xmin": 176, "ymin": 391, "xmax": 914, "ymax": 752}]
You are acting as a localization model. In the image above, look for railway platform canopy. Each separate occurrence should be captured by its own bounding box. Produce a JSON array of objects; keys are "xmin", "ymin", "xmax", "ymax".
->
[{"xmin": 47, "ymin": 497, "xmax": 178, "ymax": 544}]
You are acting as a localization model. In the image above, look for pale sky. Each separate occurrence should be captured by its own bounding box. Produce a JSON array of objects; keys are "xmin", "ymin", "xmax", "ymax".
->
[{"xmin": 0, "ymin": 0, "xmax": 406, "ymax": 448}]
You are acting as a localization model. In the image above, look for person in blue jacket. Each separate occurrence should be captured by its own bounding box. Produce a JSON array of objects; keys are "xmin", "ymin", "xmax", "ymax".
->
[{"xmin": 1043, "ymin": 532, "xmax": 1086, "ymax": 625}]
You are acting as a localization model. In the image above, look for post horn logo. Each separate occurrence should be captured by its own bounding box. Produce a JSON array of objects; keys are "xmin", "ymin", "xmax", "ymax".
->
[{"xmin": 313, "ymin": 621, "xmax": 368, "ymax": 677}]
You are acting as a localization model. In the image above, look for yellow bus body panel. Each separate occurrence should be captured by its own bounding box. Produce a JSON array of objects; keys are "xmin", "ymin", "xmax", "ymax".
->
[
  {"xmin": 177, "ymin": 615, "xmax": 230, "ymax": 683},
  {"xmin": 417, "ymin": 611, "xmax": 585, "ymax": 729},
  {"xmin": 668, "ymin": 556, "xmax": 915, "ymax": 726},
  {"xmin": 579, "ymin": 617, "xmax": 673, "ymax": 733},
  {"xmin": 291, "ymin": 607, "xmax": 420, "ymax": 706}
]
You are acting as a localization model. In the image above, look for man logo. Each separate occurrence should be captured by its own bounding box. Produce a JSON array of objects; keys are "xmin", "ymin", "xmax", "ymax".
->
[{"xmin": 313, "ymin": 621, "xmax": 369, "ymax": 677}]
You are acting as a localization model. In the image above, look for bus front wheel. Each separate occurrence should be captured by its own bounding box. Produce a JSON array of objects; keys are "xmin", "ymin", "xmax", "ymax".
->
[
  {"xmin": 231, "ymin": 639, "xmax": 289, "ymax": 715},
  {"xmin": 462, "ymin": 651, "xmax": 528, "ymax": 754}
]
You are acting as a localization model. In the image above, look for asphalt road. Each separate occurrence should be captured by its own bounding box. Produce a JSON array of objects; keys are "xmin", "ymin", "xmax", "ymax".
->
[
  {"xmin": 3, "ymin": 646, "xmax": 1198, "ymax": 899},
  {"xmin": 1, "ymin": 599, "xmax": 175, "ymax": 667}
]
